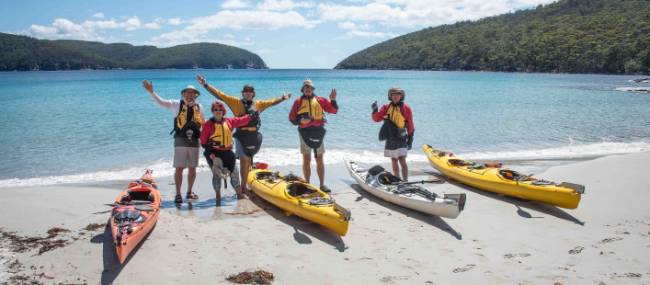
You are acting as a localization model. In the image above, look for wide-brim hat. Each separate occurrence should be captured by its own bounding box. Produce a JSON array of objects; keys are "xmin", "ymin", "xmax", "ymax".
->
[
  {"xmin": 388, "ymin": 87, "xmax": 405, "ymax": 101},
  {"xmin": 302, "ymin": 79, "xmax": 315, "ymax": 90},
  {"xmin": 181, "ymin": 85, "xmax": 200, "ymax": 96}
]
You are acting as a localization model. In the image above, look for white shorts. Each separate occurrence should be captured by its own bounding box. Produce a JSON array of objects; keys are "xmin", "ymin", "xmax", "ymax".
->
[
  {"xmin": 384, "ymin": 148, "xmax": 407, "ymax": 159},
  {"xmin": 173, "ymin": 146, "xmax": 200, "ymax": 168}
]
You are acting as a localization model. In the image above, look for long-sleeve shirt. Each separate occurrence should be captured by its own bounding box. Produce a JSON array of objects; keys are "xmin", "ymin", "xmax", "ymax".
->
[
  {"xmin": 200, "ymin": 115, "xmax": 252, "ymax": 150},
  {"xmin": 148, "ymin": 91, "xmax": 205, "ymax": 121},
  {"xmin": 372, "ymin": 103, "xmax": 414, "ymax": 135},
  {"xmin": 202, "ymin": 84, "xmax": 284, "ymax": 132},
  {"xmin": 288, "ymin": 95, "xmax": 338, "ymax": 128}
]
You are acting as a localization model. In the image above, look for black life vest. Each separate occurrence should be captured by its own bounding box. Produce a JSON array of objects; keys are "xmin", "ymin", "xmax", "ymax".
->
[
  {"xmin": 378, "ymin": 103, "xmax": 407, "ymax": 144},
  {"xmin": 171, "ymin": 101, "xmax": 203, "ymax": 140},
  {"xmin": 240, "ymin": 99, "xmax": 261, "ymax": 130}
]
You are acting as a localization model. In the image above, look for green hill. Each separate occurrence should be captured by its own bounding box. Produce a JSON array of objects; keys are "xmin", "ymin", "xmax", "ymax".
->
[
  {"xmin": 0, "ymin": 33, "xmax": 267, "ymax": 70},
  {"xmin": 335, "ymin": 0, "xmax": 650, "ymax": 74}
]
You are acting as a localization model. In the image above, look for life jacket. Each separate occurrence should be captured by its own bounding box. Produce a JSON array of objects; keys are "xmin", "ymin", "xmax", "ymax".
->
[
  {"xmin": 172, "ymin": 101, "xmax": 203, "ymax": 140},
  {"xmin": 385, "ymin": 104, "xmax": 405, "ymax": 129},
  {"xmin": 207, "ymin": 117, "xmax": 233, "ymax": 150},
  {"xmin": 239, "ymin": 99, "xmax": 261, "ymax": 131},
  {"xmin": 297, "ymin": 96, "xmax": 325, "ymax": 127},
  {"xmin": 378, "ymin": 103, "xmax": 407, "ymax": 143}
]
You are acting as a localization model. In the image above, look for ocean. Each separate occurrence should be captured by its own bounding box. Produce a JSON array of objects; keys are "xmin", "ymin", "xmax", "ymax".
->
[{"xmin": 1, "ymin": 69, "xmax": 649, "ymax": 187}]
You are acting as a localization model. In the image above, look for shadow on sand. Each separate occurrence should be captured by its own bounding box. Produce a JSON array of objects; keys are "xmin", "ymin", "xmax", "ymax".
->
[
  {"xmin": 349, "ymin": 184, "xmax": 463, "ymax": 240},
  {"xmin": 91, "ymin": 222, "xmax": 157, "ymax": 285},
  {"xmin": 248, "ymin": 196, "xmax": 348, "ymax": 252},
  {"xmin": 420, "ymin": 170, "xmax": 585, "ymax": 226}
]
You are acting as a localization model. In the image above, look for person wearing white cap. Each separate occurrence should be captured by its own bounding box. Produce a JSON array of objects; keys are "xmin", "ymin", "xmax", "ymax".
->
[{"xmin": 142, "ymin": 80, "xmax": 206, "ymax": 204}]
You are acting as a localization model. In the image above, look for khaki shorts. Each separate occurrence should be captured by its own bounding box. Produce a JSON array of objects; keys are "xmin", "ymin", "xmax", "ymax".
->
[
  {"xmin": 173, "ymin": 146, "xmax": 200, "ymax": 168},
  {"xmin": 299, "ymin": 135, "xmax": 325, "ymax": 156}
]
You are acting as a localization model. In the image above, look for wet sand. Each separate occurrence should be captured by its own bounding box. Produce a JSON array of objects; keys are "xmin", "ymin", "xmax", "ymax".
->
[{"xmin": 1, "ymin": 152, "xmax": 649, "ymax": 284}]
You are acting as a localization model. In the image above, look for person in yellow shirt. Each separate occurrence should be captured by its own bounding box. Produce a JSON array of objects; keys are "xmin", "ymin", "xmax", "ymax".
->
[{"xmin": 196, "ymin": 75, "xmax": 291, "ymax": 196}]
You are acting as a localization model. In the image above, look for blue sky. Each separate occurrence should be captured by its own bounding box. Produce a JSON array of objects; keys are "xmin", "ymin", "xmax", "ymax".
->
[{"xmin": 1, "ymin": 0, "xmax": 555, "ymax": 68}]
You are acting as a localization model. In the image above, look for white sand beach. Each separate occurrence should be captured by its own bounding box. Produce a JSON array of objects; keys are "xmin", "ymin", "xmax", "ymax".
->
[{"xmin": 1, "ymin": 152, "xmax": 649, "ymax": 284}]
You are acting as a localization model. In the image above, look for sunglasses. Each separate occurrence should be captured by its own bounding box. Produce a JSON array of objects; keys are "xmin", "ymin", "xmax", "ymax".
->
[{"xmin": 212, "ymin": 108, "xmax": 224, "ymax": 112}]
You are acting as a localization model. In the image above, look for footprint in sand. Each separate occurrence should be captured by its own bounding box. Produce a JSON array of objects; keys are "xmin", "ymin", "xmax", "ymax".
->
[
  {"xmin": 568, "ymin": 246, "xmax": 584, "ymax": 254},
  {"xmin": 599, "ymin": 237, "xmax": 623, "ymax": 244},
  {"xmin": 503, "ymin": 253, "xmax": 531, "ymax": 259},
  {"xmin": 610, "ymin": 272, "xmax": 642, "ymax": 278},
  {"xmin": 452, "ymin": 264, "xmax": 475, "ymax": 273}
]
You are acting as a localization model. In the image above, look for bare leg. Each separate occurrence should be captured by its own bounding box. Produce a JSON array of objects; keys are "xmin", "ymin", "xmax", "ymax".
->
[
  {"xmin": 174, "ymin": 167, "xmax": 184, "ymax": 196},
  {"xmin": 391, "ymin": 158, "xmax": 400, "ymax": 178},
  {"xmin": 187, "ymin": 167, "xmax": 196, "ymax": 194},
  {"xmin": 398, "ymin": 156, "xmax": 408, "ymax": 181},
  {"xmin": 240, "ymin": 155, "xmax": 251, "ymax": 195},
  {"xmin": 316, "ymin": 153, "xmax": 325, "ymax": 187},
  {"xmin": 302, "ymin": 153, "xmax": 311, "ymax": 183}
]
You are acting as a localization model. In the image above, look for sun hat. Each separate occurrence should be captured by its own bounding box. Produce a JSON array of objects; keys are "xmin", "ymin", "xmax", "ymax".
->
[{"xmin": 181, "ymin": 85, "xmax": 200, "ymax": 96}]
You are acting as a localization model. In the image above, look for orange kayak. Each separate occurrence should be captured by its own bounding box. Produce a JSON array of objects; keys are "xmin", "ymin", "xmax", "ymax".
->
[{"xmin": 110, "ymin": 170, "xmax": 161, "ymax": 263}]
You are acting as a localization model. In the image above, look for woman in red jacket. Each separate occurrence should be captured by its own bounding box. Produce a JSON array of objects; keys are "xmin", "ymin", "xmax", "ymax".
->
[
  {"xmin": 371, "ymin": 87, "xmax": 414, "ymax": 181},
  {"xmin": 201, "ymin": 101, "xmax": 256, "ymax": 204}
]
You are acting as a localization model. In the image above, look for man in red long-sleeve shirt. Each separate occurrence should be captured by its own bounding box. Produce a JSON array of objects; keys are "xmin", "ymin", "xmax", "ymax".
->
[
  {"xmin": 371, "ymin": 87, "xmax": 414, "ymax": 181},
  {"xmin": 288, "ymin": 79, "xmax": 339, "ymax": 193}
]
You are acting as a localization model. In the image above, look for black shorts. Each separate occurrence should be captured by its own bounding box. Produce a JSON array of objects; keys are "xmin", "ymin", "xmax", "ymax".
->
[{"xmin": 204, "ymin": 149, "xmax": 236, "ymax": 172}]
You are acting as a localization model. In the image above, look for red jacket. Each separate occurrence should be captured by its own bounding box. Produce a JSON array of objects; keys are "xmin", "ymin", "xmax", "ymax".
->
[
  {"xmin": 288, "ymin": 95, "xmax": 338, "ymax": 128},
  {"xmin": 200, "ymin": 115, "xmax": 252, "ymax": 149},
  {"xmin": 372, "ymin": 103, "xmax": 415, "ymax": 135}
]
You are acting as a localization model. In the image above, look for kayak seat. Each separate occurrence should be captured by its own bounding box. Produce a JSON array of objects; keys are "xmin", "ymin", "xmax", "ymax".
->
[
  {"xmin": 287, "ymin": 183, "xmax": 319, "ymax": 197},
  {"xmin": 368, "ymin": 165, "xmax": 385, "ymax": 176},
  {"xmin": 378, "ymin": 172, "xmax": 402, "ymax": 185},
  {"xmin": 128, "ymin": 190, "xmax": 154, "ymax": 202}
]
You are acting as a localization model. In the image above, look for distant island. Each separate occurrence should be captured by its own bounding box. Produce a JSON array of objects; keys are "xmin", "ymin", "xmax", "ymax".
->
[
  {"xmin": 0, "ymin": 33, "xmax": 267, "ymax": 71},
  {"xmin": 336, "ymin": 0, "xmax": 649, "ymax": 74}
]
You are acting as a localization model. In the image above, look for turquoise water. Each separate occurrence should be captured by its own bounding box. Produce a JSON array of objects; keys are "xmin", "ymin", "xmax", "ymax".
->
[{"xmin": 1, "ymin": 69, "xmax": 649, "ymax": 186}]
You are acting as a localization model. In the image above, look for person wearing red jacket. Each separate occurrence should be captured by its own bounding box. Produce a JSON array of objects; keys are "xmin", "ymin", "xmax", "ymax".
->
[
  {"xmin": 288, "ymin": 79, "xmax": 339, "ymax": 193},
  {"xmin": 201, "ymin": 101, "xmax": 256, "ymax": 204},
  {"xmin": 371, "ymin": 87, "xmax": 415, "ymax": 181}
]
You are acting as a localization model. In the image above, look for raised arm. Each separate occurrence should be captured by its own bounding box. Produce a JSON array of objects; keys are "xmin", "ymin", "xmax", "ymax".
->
[
  {"xmin": 372, "ymin": 104, "xmax": 389, "ymax": 122},
  {"xmin": 142, "ymin": 80, "xmax": 174, "ymax": 109},
  {"xmin": 196, "ymin": 75, "xmax": 241, "ymax": 108},
  {"xmin": 256, "ymin": 92, "xmax": 291, "ymax": 112}
]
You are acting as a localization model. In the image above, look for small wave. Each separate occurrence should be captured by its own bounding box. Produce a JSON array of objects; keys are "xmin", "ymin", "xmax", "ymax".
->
[
  {"xmin": 461, "ymin": 141, "xmax": 650, "ymax": 160},
  {"xmin": 1, "ymin": 141, "xmax": 648, "ymax": 188},
  {"xmin": 615, "ymin": 87, "xmax": 650, "ymax": 93}
]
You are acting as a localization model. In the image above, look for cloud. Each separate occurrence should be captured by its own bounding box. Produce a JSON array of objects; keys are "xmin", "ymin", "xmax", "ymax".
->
[
  {"xmin": 28, "ymin": 16, "xmax": 161, "ymax": 40},
  {"xmin": 257, "ymin": 0, "xmax": 314, "ymax": 11},
  {"xmin": 150, "ymin": 9, "xmax": 317, "ymax": 46},
  {"xmin": 319, "ymin": 0, "xmax": 555, "ymax": 28},
  {"xmin": 221, "ymin": 0, "xmax": 250, "ymax": 9},
  {"xmin": 338, "ymin": 21, "xmax": 371, "ymax": 30},
  {"xmin": 92, "ymin": 12, "xmax": 104, "ymax": 19},
  {"xmin": 168, "ymin": 18, "xmax": 183, "ymax": 26},
  {"xmin": 345, "ymin": 30, "xmax": 396, "ymax": 38}
]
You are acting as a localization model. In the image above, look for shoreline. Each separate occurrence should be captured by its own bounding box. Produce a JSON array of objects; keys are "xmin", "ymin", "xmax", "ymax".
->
[
  {"xmin": 1, "ymin": 146, "xmax": 638, "ymax": 190},
  {"xmin": 1, "ymin": 152, "xmax": 649, "ymax": 284}
]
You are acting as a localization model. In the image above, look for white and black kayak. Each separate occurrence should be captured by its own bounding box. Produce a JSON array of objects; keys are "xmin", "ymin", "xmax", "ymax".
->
[{"xmin": 345, "ymin": 160, "xmax": 466, "ymax": 219}]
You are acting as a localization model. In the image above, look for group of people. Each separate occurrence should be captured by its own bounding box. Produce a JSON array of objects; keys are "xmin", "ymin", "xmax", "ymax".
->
[{"xmin": 142, "ymin": 76, "xmax": 414, "ymax": 205}]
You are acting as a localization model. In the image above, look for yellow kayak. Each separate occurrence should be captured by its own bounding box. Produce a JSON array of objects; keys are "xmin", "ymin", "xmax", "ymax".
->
[
  {"xmin": 248, "ymin": 168, "xmax": 351, "ymax": 236},
  {"xmin": 422, "ymin": 144, "xmax": 584, "ymax": 209}
]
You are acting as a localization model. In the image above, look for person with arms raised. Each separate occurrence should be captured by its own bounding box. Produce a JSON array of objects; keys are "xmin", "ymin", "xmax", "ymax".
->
[
  {"xmin": 142, "ymin": 80, "xmax": 205, "ymax": 203},
  {"xmin": 197, "ymin": 75, "xmax": 290, "ymax": 197}
]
